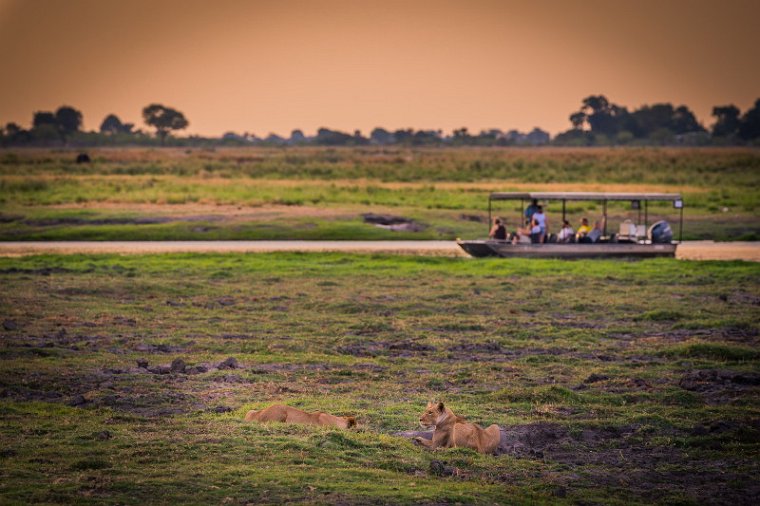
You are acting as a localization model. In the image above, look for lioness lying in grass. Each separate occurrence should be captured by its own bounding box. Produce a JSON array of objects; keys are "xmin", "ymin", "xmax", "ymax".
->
[
  {"xmin": 245, "ymin": 404, "xmax": 357, "ymax": 429},
  {"xmin": 414, "ymin": 401, "xmax": 500, "ymax": 454}
]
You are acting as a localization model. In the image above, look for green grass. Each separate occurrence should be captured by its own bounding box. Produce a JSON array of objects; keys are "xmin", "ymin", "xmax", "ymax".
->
[
  {"xmin": 1, "ymin": 253, "xmax": 758, "ymax": 504},
  {"xmin": 0, "ymin": 146, "xmax": 758, "ymax": 241}
]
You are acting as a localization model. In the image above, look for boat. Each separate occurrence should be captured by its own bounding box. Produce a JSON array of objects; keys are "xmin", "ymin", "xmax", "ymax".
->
[{"xmin": 457, "ymin": 192, "xmax": 684, "ymax": 259}]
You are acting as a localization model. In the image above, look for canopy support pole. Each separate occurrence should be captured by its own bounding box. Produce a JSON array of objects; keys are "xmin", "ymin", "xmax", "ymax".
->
[
  {"xmin": 644, "ymin": 201, "xmax": 649, "ymax": 233},
  {"xmin": 562, "ymin": 200, "xmax": 566, "ymax": 224},
  {"xmin": 488, "ymin": 196, "xmax": 492, "ymax": 236},
  {"xmin": 679, "ymin": 204, "xmax": 684, "ymax": 243},
  {"xmin": 603, "ymin": 200, "xmax": 607, "ymax": 237}
]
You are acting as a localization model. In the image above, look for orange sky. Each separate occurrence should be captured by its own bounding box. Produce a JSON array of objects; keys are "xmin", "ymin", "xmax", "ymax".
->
[{"xmin": 0, "ymin": 0, "xmax": 758, "ymax": 136}]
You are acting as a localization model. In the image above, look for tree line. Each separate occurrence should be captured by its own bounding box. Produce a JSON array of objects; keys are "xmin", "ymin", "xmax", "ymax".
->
[
  {"xmin": 2, "ymin": 96, "xmax": 759, "ymax": 147},
  {"xmin": 1, "ymin": 104, "xmax": 188, "ymax": 147},
  {"xmin": 554, "ymin": 95, "xmax": 760, "ymax": 146}
]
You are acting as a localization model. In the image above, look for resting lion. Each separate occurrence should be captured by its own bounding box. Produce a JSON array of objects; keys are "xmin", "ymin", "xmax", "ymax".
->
[
  {"xmin": 244, "ymin": 404, "xmax": 357, "ymax": 429},
  {"xmin": 414, "ymin": 401, "xmax": 500, "ymax": 454}
]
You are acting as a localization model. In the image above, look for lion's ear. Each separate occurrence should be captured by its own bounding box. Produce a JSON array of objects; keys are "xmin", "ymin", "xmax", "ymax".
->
[
  {"xmin": 346, "ymin": 416, "xmax": 357, "ymax": 428},
  {"xmin": 437, "ymin": 402, "xmax": 445, "ymax": 412}
]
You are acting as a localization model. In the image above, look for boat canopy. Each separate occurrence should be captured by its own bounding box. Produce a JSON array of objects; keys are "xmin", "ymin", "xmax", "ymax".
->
[
  {"xmin": 486, "ymin": 190, "xmax": 684, "ymax": 242},
  {"xmin": 489, "ymin": 192, "xmax": 681, "ymax": 202}
]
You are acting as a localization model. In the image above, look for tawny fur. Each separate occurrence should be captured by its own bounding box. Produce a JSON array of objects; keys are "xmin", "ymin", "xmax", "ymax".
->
[
  {"xmin": 244, "ymin": 404, "xmax": 356, "ymax": 429},
  {"xmin": 414, "ymin": 401, "xmax": 500, "ymax": 454}
]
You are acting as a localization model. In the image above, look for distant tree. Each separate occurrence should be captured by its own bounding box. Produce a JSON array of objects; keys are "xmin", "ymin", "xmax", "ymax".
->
[
  {"xmin": 711, "ymin": 105, "xmax": 740, "ymax": 138},
  {"xmin": 412, "ymin": 129, "xmax": 442, "ymax": 145},
  {"xmin": 1, "ymin": 122, "xmax": 31, "ymax": 145},
  {"xmin": 55, "ymin": 106, "xmax": 83, "ymax": 140},
  {"xmin": 451, "ymin": 127, "xmax": 472, "ymax": 145},
  {"xmin": 392, "ymin": 129, "xmax": 414, "ymax": 144},
  {"xmin": 100, "ymin": 114, "xmax": 134, "ymax": 134},
  {"xmin": 142, "ymin": 104, "xmax": 189, "ymax": 145},
  {"xmin": 33, "ymin": 111, "xmax": 57, "ymax": 129},
  {"xmin": 526, "ymin": 128, "xmax": 551, "ymax": 145},
  {"xmin": 315, "ymin": 127, "xmax": 354, "ymax": 145},
  {"xmin": 289, "ymin": 129, "xmax": 306, "ymax": 143},
  {"xmin": 30, "ymin": 111, "xmax": 61, "ymax": 143},
  {"xmin": 353, "ymin": 130, "xmax": 369, "ymax": 145},
  {"xmin": 670, "ymin": 105, "xmax": 704, "ymax": 134},
  {"xmin": 738, "ymin": 99, "xmax": 760, "ymax": 141},
  {"xmin": 4, "ymin": 122, "xmax": 22, "ymax": 137},
  {"xmin": 649, "ymin": 127, "xmax": 675, "ymax": 145},
  {"xmin": 263, "ymin": 133, "xmax": 286, "ymax": 144},
  {"xmin": 370, "ymin": 127, "xmax": 395, "ymax": 145},
  {"xmin": 629, "ymin": 104, "xmax": 673, "ymax": 137},
  {"xmin": 569, "ymin": 112, "xmax": 586, "ymax": 130},
  {"xmin": 579, "ymin": 95, "xmax": 628, "ymax": 136},
  {"xmin": 553, "ymin": 129, "xmax": 593, "ymax": 146}
]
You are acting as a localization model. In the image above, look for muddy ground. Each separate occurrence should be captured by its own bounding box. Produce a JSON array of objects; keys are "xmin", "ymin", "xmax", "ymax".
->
[{"xmin": 0, "ymin": 253, "xmax": 758, "ymax": 504}]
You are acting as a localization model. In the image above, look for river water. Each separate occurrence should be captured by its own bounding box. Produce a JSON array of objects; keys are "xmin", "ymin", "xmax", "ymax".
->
[{"xmin": 0, "ymin": 241, "xmax": 758, "ymax": 261}]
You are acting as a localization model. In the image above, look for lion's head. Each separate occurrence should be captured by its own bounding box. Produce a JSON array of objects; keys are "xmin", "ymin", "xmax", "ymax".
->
[{"xmin": 419, "ymin": 401, "xmax": 445, "ymax": 429}]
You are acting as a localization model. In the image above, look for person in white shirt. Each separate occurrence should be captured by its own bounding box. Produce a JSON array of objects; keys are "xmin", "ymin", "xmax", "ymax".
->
[{"xmin": 557, "ymin": 220, "xmax": 575, "ymax": 243}]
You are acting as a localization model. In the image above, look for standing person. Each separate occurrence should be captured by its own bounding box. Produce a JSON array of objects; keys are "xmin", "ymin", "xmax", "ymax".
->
[
  {"xmin": 530, "ymin": 218, "xmax": 543, "ymax": 243},
  {"xmin": 489, "ymin": 218, "xmax": 507, "ymax": 240},
  {"xmin": 533, "ymin": 206, "xmax": 548, "ymax": 243},
  {"xmin": 525, "ymin": 199, "xmax": 540, "ymax": 222}
]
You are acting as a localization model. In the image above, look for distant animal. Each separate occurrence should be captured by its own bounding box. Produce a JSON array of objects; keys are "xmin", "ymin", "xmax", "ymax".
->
[
  {"xmin": 244, "ymin": 404, "xmax": 357, "ymax": 429},
  {"xmin": 414, "ymin": 401, "xmax": 500, "ymax": 454},
  {"xmin": 75, "ymin": 153, "xmax": 91, "ymax": 163}
]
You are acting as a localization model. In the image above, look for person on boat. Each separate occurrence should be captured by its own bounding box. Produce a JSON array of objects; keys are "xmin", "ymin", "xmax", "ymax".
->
[
  {"xmin": 525, "ymin": 199, "xmax": 539, "ymax": 221},
  {"xmin": 557, "ymin": 220, "xmax": 575, "ymax": 242},
  {"xmin": 576, "ymin": 218, "xmax": 592, "ymax": 241},
  {"xmin": 533, "ymin": 206, "xmax": 548, "ymax": 242},
  {"xmin": 530, "ymin": 217, "xmax": 543, "ymax": 243},
  {"xmin": 586, "ymin": 218, "xmax": 606, "ymax": 243},
  {"xmin": 489, "ymin": 218, "xmax": 507, "ymax": 240},
  {"xmin": 511, "ymin": 220, "xmax": 532, "ymax": 244}
]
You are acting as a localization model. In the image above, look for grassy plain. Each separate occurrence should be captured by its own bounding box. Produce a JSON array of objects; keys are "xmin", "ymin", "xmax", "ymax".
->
[
  {"xmin": 1, "ymin": 253, "xmax": 758, "ymax": 504},
  {"xmin": 1, "ymin": 147, "xmax": 758, "ymax": 241}
]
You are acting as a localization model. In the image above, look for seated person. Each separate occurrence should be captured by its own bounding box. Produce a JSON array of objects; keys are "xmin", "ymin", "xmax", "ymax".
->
[
  {"xmin": 512, "ymin": 219, "xmax": 532, "ymax": 244},
  {"xmin": 557, "ymin": 220, "xmax": 575, "ymax": 242},
  {"xmin": 586, "ymin": 218, "xmax": 606, "ymax": 243},
  {"xmin": 489, "ymin": 218, "xmax": 507, "ymax": 240},
  {"xmin": 576, "ymin": 217, "xmax": 592, "ymax": 241}
]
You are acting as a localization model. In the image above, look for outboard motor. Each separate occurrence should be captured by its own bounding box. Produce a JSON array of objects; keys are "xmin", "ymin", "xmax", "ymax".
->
[{"xmin": 647, "ymin": 220, "xmax": 673, "ymax": 244}]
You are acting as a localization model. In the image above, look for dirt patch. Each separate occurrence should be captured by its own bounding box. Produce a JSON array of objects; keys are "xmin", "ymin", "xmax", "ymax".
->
[
  {"xmin": 679, "ymin": 369, "xmax": 760, "ymax": 392},
  {"xmin": 337, "ymin": 339, "xmax": 436, "ymax": 358},
  {"xmin": 90, "ymin": 391, "xmax": 204, "ymax": 416},
  {"xmin": 362, "ymin": 213, "xmax": 426, "ymax": 232},
  {"xmin": 448, "ymin": 341, "xmax": 504, "ymax": 353},
  {"xmin": 459, "ymin": 214, "xmax": 486, "ymax": 223},
  {"xmin": 397, "ymin": 422, "xmax": 758, "ymax": 503},
  {"xmin": 50, "ymin": 201, "xmax": 351, "ymax": 219},
  {"xmin": 21, "ymin": 216, "xmax": 174, "ymax": 226}
]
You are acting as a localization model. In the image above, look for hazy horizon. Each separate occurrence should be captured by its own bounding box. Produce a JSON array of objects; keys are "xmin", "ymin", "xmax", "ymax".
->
[{"xmin": 1, "ymin": 0, "xmax": 758, "ymax": 137}]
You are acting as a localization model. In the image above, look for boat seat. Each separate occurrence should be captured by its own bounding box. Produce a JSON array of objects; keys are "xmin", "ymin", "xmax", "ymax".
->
[{"xmin": 618, "ymin": 220, "xmax": 637, "ymax": 240}]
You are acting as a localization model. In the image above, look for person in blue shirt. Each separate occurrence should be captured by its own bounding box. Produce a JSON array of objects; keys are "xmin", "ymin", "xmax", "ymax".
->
[
  {"xmin": 525, "ymin": 199, "xmax": 539, "ymax": 221},
  {"xmin": 533, "ymin": 206, "xmax": 548, "ymax": 242}
]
